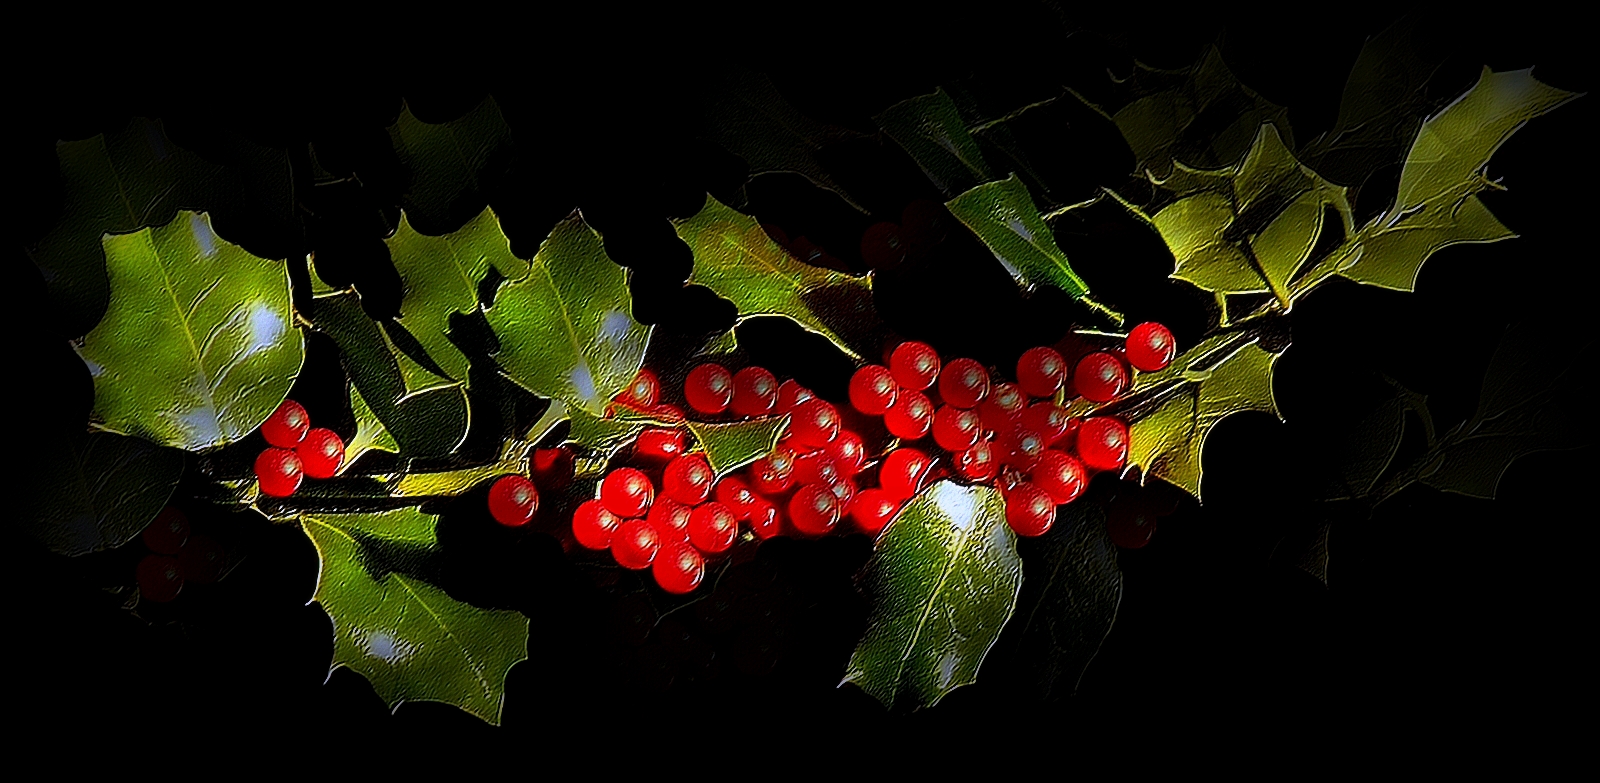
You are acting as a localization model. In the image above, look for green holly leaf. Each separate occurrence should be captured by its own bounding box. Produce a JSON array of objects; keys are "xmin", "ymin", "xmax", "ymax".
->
[
  {"xmin": 339, "ymin": 383, "xmax": 399, "ymax": 475},
  {"xmin": 1299, "ymin": 18, "xmax": 1441, "ymax": 184},
  {"xmin": 1011, "ymin": 501, "xmax": 1122, "ymax": 700},
  {"xmin": 674, "ymin": 196, "xmax": 871, "ymax": 359},
  {"xmin": 1336, "ymin": 69, "xmax": 1579, "ymax": 292},
  {"xmin": 312, "ymin": 292, "xmax": 469, "ymax": 458},
  {"xmin": 1100, "ymin": 333, "xmax": 1282, "ymax": 501},
  {"xmin": 387, "ymin": 207, "xmax": 529, "ymax": 384},
  {"xmin": 1110, "ymin": 46, "xmax": 1294, "ymax": 178},
  {"xmin": 388, "ymin": 96, "xmax": 514, "ymax": 236},
  {"xmin": 946, "ymin": 174, "xmax": 1091, "ymax": 299},
  {"xmin": 22, "ymin": 431, "xmax": 184, "ymax": 556},
  {"xmin": 687, "ymin": 415, "xmax": 789, "ymax": 477},
  {"xmin": 1150, "ymin": 124, "xmax": 1353, "ymax": 308},
  {"xmin": 79, "ymin": 211, "xmax": 304, "ymax": 452},
  {"xmin": 302, "ymin": 508, "xmax": 528, "ymax": 725},
  {"xmin": 487, "ymin": 214, "xmax": 651, "ymax": 417},
  {"xmin": 842, "ymin": 481, "xmax": 1023, "ymax": 710},
  {"xmin": 875, "ymin": 87, "xmax": 995, "ymax": 196}
]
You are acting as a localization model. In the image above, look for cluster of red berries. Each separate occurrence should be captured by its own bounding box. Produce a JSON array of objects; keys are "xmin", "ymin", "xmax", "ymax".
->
[
  {"xmin": 844, "ymin": 322, "xmax": 1176, "ymax": 537},
  {"xmin": 135, "ymin": 506, "xmax": 226, "ymax": 603},
  {"xmin": 254, "ymin": 400, "xmax": 346, "ymax": 497},
  {"xmin": 486, "ymin": 447, "xmax": 575, "ymax": 528}
]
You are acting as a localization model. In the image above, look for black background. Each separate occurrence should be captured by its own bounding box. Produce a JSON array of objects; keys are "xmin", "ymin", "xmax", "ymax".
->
[{"xmin": 14, "ymin": 5, "xmax": 1593, "ymax": 757}]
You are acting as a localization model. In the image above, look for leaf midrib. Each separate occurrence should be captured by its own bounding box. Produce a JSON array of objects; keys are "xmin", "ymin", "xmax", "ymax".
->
[{"xmin": 895, "ymin": 510, "xmax": 975, "ymax": 695}]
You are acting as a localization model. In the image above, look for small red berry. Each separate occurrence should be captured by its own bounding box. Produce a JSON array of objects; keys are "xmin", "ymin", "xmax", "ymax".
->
[
  {"xmin": 688, "ymin": 502, "xmax": 738, "ymax": 555},
  {"xmin": 1016, "ymin": 346, "xmax": 1069, "ymax": 399},
  {"xmin": 956, "ymin": 440, "xmax": 998, "ymax": 482},
  {"xmin": 612, "ymin": 520, "xmax": 661, "ymax": 570},
  {"xmin": 649, "ymin": 404, "xmax": 687, "ymax": 423},
  {"xmin": 848, "ymin": 365, "xmax": 899, "ymax": 416},
  {"xmin": 647, "ymin": 498, "xmax": 693, "ymax": 544},
  {"xmin": 177, "ymin": 534, "xmax": 225, "ymax": 583},
  {"xmin": 884, "ymin": 389, "xmax": 934, "ymax": 441},
  {"xmin": 789, "ymin": 399, "xmax": 842, "ymax": 449},
  {"xmin": 636, "ymin": 427, "xmax": 687, "ymax": 462},
  {"xmin": 261, "ymin": 399, "xmax": 310, "ymax": 449},
  {"xmin": 889, "ymin": 341, "xmax": 941, "ymax": 391},
  {"xmin": 731, "ymin": 366, "xmax": 779, "ymax": 418},
  {"xmin": 776, "ymin": 379, "xmax": 814, "ymax": 414},
  {"xmin": 1076, "ymin": 417, "xmax": 1130, "ymax": 472},
  {"xmin": 1107, "ymin": 504, "xmax": 1158, "ymax": 549},
  {"xmin": 297, "ymin": 427, "xmax": 345, "ymax": 479},
  {"xmin": 860, "ymin": 222, "xmax": 908, "ymax": 269},
  {"xmin": 663, "ymin": 454, "xmax": 715, "ymax": 506},
  {"xmin": 1073, "ymin": 352, "xmax": 1129, "ymax": 403},
  {"xmin": 653, "ymin": 540, "xmax": 706, "ymax": 594},
  {"xmin": 489, "ymin": 475, "xmax": 539, "ymax": 527},
  {"xmin": 1001, "ymin": 425, "xmax": 1047, "ymax": 471},
  {"xmin": 826, "ymin": 475, "xmax": 856, "ymax": 510},
  {"xmin": 255, "ymin": 448, "xmax": 304, "ymax": 497},
  {"xmin": 978, "ymin": 382, "xmax": 1026, "ymax": 434},
  {"xmin": 532, "ymin": 447, "xmax": 575, "ymax": 490},
  {"xmin": 788, "ymin": 484, "xmax": 840, "ymax": 536},
  {"xmin": 572, "ymin": 499, "xmax": 621, "ymax": 550},
  {"xmin": 1020, "ymin": 403, "xmax": 1072, "ymax": 446},
  {"xmin": 620, "ymin": 369, "xmax": 661, "ymax": 408},
  {"xmin": 748, "ymin": 446, "xmax": 798, "ymax": 495},
  {"xmin": 1004, "ymin": 483, "xmax": 1055, "ymax": 537},
  {"xmin": 792, "ymin": 451, "xmax": 841, "ymax": 488},
  {"xmin": 1125, "ymin": 322, "xmax": 1177, "ymax": 372},
  {"xmin": 748, "ymin": 497, "xmax": 782, "ymax": 539},
  {"xmin": 849, "ymin": 488, "xmax": 899, "ymax": 535},
  {"xmin": 137, "ymin": 554, "xmax": 184, "ymax": 603},
  {"xmin": 880, "ymin": 447, "xmax": 932, "ymax": 501},
  {"xmin": 1032, "ymin": 450, "xmax": 1087, "ymax": 505},
  {"xmin": 939, "ymin": 358, "xmax": 990, "ymax": 409},
  {"xmin": 601, "ymin": 467, "xmax": 654, "ymax": 518},
  {"xmin": 826, "ymin": 430, "xmax": 867, "ymax": 477},
  {"xmin": 715, "ymin": 476, "xmax": 760, "ymax": 520},
  {"xmin": 685, "ymin": 363, "xmax": 735, "ymax": 414},
  {"xmin": 142, "ymin": 506, "xmax": 189, "ymax": 555},
  {"xmin": 932, "ymin": 405, "xmax": 981, "ymax": 452}
]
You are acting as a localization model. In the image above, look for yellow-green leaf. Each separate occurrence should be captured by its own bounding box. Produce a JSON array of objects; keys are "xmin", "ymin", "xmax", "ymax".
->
[
  {"xmin": 842, "ymin": 481, "xmax": 1022, "ymax": 710},
  {"xmin": 339, "ymin": 383, "xmax": 399, "ymax": 475},
  {"xmin": 81, "ymin": 211, "xmax": 305, "ymax": 452},
  {"xmin": 674, "ymin": 196, "xmax": 869, "ymax": 360},
  {"xmin": 487, "ymin": 215, "xmax": 652, "ymax": 417},
  {"xmin": 687, "ymin": 415, "xmax": 789, "ymax": 477},
  {"xmin": 302, "ymin": 508, "xmax": 528, "ymax": 725}
]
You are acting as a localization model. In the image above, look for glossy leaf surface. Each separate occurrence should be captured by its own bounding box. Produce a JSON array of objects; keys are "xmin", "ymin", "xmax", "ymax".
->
[
  {"xmin": 946, "ymin": 174, "xmax": 1090, "ymax": 298},
  {"xmin": 23, "ymin": 432, "xmax": 184, "ymax": 556},
  {"xmin": 388, "ymin": 96, "xmax": 514, "ymax": 236},
  {"xmin": 687, "ymin": 415, "xmax": 789, "ymax": 477}
]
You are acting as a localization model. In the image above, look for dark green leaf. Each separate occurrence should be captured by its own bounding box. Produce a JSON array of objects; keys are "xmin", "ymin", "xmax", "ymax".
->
[
  {"xmin": 1013, "ymin": 501, "xmax": 1122, "ymax": 699},
  {"xmin": 23, "ymin": 432, "xmax": 184, "ymax": 556},
  {"xmin": 687, "ymin": 415, "xmax": 789, "ymax": 477},
  {"xmin": 875, "ymin": 87, "xmax": 995, "ymax": 196},
  {"xmin": 340, "ymin": 383, "xmax": 399, "ymax": 474},
  {"xmin": 842, "ymin": 481, "xmax": 1022, "ymax": 710},
  {"xmin": 1299, "ymin": 18, "xmax": 1441, "ymax": 183},
  {"xmin": 388, "ymin": 97, "xmax": 514, "ymax": 235},
  {"xmin": 946, "ymin": 174, "xmax": 1090, "ymax": 298}
]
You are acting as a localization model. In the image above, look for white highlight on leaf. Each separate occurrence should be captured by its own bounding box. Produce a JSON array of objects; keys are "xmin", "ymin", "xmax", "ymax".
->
[
  {"xmin": 245, "ymin": 302, "xmax": 284, "ymax": 357},
  {"xmin": 189, "ymin": 213, "xmax": 217, "ymax": 258},
  {"xmin": 571, "ymin": 361, "xmax": 597, "ymax": 407},
  {"xmin": 933, "ymin": 482, "xmax": 976, "ymax": 532},
  {"xmin": 599, "ymin": 309, "xmax": 632, "ymax": 346},
  {"xmin": 175, "ymin": 407, "xmax": 221, "ymax": 445},
  {"xmin": 363, "ymin": 630, "xmax": 414, "ymax": 663}
]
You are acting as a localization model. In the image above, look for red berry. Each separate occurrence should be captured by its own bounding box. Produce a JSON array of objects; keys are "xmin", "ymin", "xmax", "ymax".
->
[
  {"xmin": 685, "ymin": 363, "xmax": 735, "ymax": 414},
  {"xmin": 489, "ymin": 475, "xmax": 539, "ymax": 527},
  {"xmin": 731, "ymin": 366, "xmax": 779, "ymax": 418},
  {"xmin": 789, "ymin": 399, "xmax": 842, "ymax": 449},
  {"xmin": 688, "ymin": 502, "xmax": 738, "ymax": 554},
  {"xmin": 776, "ymin": 379, "xmax": 814, "ymax": 414},
  {"xmin": 612, "ymin": 520, "xmax": 661, "ymax": 570},
  {"xmin": 177, "ymin": 534, "xmax": 226, "ymax": 583},
  {"xmin": 826, "ymin": 430, "xmax": 867, "ymax": 477},
  {"xmin": 647, "ymin": 498, "xmax": 693, "ymax": 544},
  {"xmin": 142, "ymin": 506, "xmax": 189, "ymax": 555},
  {"xmin": 826, "ymin": 475, "xmax": 856, "ymax": 510},
  {"xmin": 297, "ymin": 427, "xmax": 345, "ymax": 479},
  {"xmin": 255, "ymin": 448, "xmax": 304, "ymax": 497},
  {"xmin": 137, "ymin": 554, "xmax": 184, "ymax": 603},
  {"xmin": 956, "ymin": 440, "xmax": 998, "ymax": 482},
  {"xmin": 889, "ymin": 341, "xmax": 941, "ymax": 391},
  {"xmin": 649, "ymin": 404, "xmax": 687, "ymax": 423},
  {"xmin": 792, "ymin": 451, "xmax": 841, "ymax": 487},
  {"xmin": 1126, "ymin": 322, "xmax": 1177, "ymax": 372},
  {"xmin": 978, "ymin": 382, "xmax": 1026, "ymax": 434},
  {"xmin": 1073, "ymin": 352, "xmax": 1129, "ymax": 403},
  {"xmin": 663, "ymin": 454, "xmax": 715, "ymax": 506},
  {"xmin": 1020, "ymin": 403, "xmax": 1072, "ymax": 446},
  {"xmin": 652, "ymin": 540, "xmax": 705, "ymax": 594},
  {"xmin": 931, "ymin": 405, "xmax": 980, "ymax": 452},
  {"xmin": 1016, "ymin": 346, "xmax": 1069, "ymax": 398},
  {"xmin": 1001, "ymin": 425, "xmax": 1047, "ymax": 471},
  {"xmin": 572, "ymin": 499, "xmax": 621, "ymax": 550},
  {"xmin": 715, "ymin": 476, "xmax": 760, "ymax": 520},
  {"xmin": 1032, "ymin": 451, "xmax": 1087, "ymax": 505},
  {"xmin": 860, "ymin": 222, "xmax": 908, "ymax": 269},
  {"xmin": 880, "ymin": 447, "xmax": 932, "ymax": 501},
  {"xmin": 261, "ymin": 399, "xmax": 310, "ymax": 449},
  {"xmin": 884, "ymin": 389, "xmax": 934, "ymax": 441},
  {"xmin": 636, "ymin": 427, "xmax": 687, "ymax": 461},
  {"xmin": 788, "ymin": 485, "xmax": 840, "ymax": 536},
  {"xmin": 1107, "ymin": 504, "xmax": 1158, "ymax": 549},
  {"xmin": 601, "ymin": 468, "xmax": 654, "ymax": 518},
  {"xmin": 748, "ymin": 446, "xmax": 797, "ymax": 495},
  {"xmin": 1004, "ymin": 483, "xmax": 1055, "ymax": 537},
  {"xmin": 620, "ymin": 369, "xmax": 661, "ymax": 408},
  {"xmin": 939, "ymin": 358, "xmax": 990, "ymax": 409},
  {"xmin": 533, "ymin": 447, "xmax": 575, "ymax": 490},
  {"xmin": 849, "ymin": 488, "xmax": 899, "ymax": 535},
  {"xmin": 1076, "ymin": 417, "xmax": 1130, "ymax": 472},
  {"xmin": 848, "ymin": 365, "xmax": 899, "ymax": 416},
  {"xmin": 748, "ymin": 497, "xmax": 782, "ymax": 539}
]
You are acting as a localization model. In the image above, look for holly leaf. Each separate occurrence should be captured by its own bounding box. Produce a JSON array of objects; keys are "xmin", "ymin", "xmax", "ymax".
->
[
  {"xmin": 302, "ymin": 508, "xmax": 528, "ymax": 725},
  {"xmin": 875, "ymin": 87, "xmax": 995, "ymax": 196},
  {"xmin": 1101, "ymin": 333, "xmax": 1281, "ymax": 500},
  {"xmin": 79, "ymin": 211, "xmax": 304, "ymax": 452},
  {"xmin": 387, "ymin": 207, "xmax": 529, "ymax": 383},
  {"xmin": 1110, "ymin": 46, "xmax": 1295, "ymax": 178},
  {"xmin": 673, "ymin": 196, "xmax": 870, "ymax": 360},
  {"xmin": 841, "ymin": 481, "xmax": 1023, "ymax": 710},
  {"xmin": 1150, "ymin": 124, "xmax": 1353, "ymax": 307},
  {"xmin": 22, "ymin": 431, "xmax": 184, "ymax": 556},
  {"xmin": 1299, "ymin": 18, "xmax": 1441, "ymax": 184},
  {"xmin": 388, "ymin": 96, "xmax": 514, "ymax": 236},
  {"xmin": 312, "ymin": 292, "xmax": 469, "ymax": 458},
  {"xmin": 946, "ymin": 174, "xmax": 1091, "ymax": 299},
  {"xmin": 1011, "ymin": 501, "xmax": 1122, "ymax": 700},
  {"xmin": 687, "ymin": 415, "xmax": 789, "ymax": 477},
  {"xmin": 339, "ymin": 383, "xmax": 399, "ymax": 475},
  {"xmin": 1336, "ymin": 69, "xmax": 1579, "ymax": 292},
  {"xmin": 487, "ymin": 214, "xmax": 651, "ymax": 417}
]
